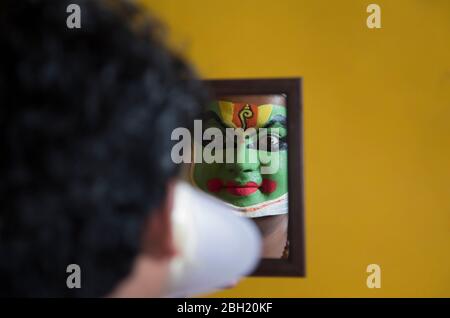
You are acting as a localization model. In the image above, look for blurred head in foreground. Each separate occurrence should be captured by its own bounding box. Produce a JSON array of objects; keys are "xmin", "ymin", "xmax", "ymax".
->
[{"xmin": 0, "ymin": 0, "xmax": 207, "ymax": 297}]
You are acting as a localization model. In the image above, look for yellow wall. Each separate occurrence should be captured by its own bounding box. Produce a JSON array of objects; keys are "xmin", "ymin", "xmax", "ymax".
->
[{"xmin": 141, "ymin": 0, "xmax": 450, "ymax": 297}]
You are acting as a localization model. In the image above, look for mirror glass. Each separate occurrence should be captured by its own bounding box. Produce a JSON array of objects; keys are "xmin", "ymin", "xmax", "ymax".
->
[{"xmin": 190, "ymin": 94, "xmax": 289, "ymax": 259}]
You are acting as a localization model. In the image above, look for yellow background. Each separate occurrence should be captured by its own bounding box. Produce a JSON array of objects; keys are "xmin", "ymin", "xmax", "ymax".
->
[{"xmin": 141, "ymin": 0, "xmax": 450, "ymax": 297}]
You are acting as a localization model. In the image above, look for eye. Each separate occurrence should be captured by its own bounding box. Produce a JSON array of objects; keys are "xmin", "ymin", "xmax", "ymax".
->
[
  {"xmin": 258, "ymin": 133, "xmax": 281, "ymax": 152},
  {"xmin": 268, "ymin": 135, "xmax": 279, "ymax": 146}
]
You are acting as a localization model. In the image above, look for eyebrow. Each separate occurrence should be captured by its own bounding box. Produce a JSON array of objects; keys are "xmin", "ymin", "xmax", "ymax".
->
[
  {"xmin": 202, "ymin": 111, "xmax": 228, "ymax": 129},
  {"xmin": 263, "ymin": 114, "xmax": 287, "ymax": 128}
]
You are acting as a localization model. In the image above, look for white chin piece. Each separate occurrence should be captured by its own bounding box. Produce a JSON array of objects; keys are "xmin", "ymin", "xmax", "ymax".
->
[
  {"xmin": 162, "ymin": 181, "xmax": 262, "ymax": 298},
  {"xmin": 228, "ymin": 194, "xmax": 289, "ymax": 218}
]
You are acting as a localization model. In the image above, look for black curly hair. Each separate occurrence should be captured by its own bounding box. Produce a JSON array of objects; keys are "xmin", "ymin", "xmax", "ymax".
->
[{"xmin": 0, "ymin": 0, "xmax": 206, "ymax": 297}]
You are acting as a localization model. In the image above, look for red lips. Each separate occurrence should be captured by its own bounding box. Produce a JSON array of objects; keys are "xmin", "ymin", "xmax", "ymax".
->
[
  {"xmin": 226, "ymin": 181, "xmax": 259, "ymax": 196},
  {"xmin": 206, "ymin": 178, "xmax": 277, "ymax": 196}
]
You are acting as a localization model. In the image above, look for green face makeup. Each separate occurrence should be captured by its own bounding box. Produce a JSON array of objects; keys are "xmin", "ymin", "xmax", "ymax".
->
[{"xmin": 191, "ymin": 101, "xmax": 288, "ymax": 208}]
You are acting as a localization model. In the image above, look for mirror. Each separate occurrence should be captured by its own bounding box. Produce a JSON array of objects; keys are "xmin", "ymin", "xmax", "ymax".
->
[{"xmin": 191, "ymin": 78, "xmax": 305, "ymax": 276}]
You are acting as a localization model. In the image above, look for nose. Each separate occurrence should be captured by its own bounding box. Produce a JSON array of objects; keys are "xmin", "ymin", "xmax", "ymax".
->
[
  {"xmin": 226, "ymin": 160, "xmax": 259, "ymax": 175},
  {"xmin": 225, "ymin": 141, "xmax": 260, "ymax": 176}
]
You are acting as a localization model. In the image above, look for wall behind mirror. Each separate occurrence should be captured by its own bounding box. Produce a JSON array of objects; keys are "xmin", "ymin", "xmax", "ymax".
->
[{"xmin": 145, "ymin": 0, "xmax": 450, "ymax": 298}]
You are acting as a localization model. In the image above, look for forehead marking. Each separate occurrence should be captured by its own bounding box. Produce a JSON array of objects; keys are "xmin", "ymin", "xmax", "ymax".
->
[{"xmin": 217, "ymin": 101, "xmax": 273, "ymax": 129}]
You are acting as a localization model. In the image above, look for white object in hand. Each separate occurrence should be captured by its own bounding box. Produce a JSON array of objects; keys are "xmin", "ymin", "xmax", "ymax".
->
[{"xmin": 163, "ymin": 181, "xmax": 262, "ymax": 297}]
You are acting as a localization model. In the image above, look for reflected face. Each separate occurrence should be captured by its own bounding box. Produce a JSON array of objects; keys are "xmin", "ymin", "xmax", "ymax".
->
[{"xmin": 192, "ymin": 95, "xmax": 288, "ymax": 208}]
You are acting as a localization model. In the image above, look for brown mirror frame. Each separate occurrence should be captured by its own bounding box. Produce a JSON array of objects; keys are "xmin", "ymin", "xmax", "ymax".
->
[{"xmin": 203, "ymin": 78, "xmax": 305, "ymax": 277}]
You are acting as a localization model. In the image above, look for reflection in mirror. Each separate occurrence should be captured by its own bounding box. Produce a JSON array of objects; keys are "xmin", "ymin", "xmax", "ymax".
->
[{"xmin": 190, "ymin": 94, "xmax": 289, "ymax": 259}]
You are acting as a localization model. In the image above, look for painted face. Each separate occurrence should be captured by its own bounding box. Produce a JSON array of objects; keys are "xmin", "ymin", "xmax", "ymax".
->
[{"xmin": 191, "ymin": 96, "xmax": 288, "ymax": 217}]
